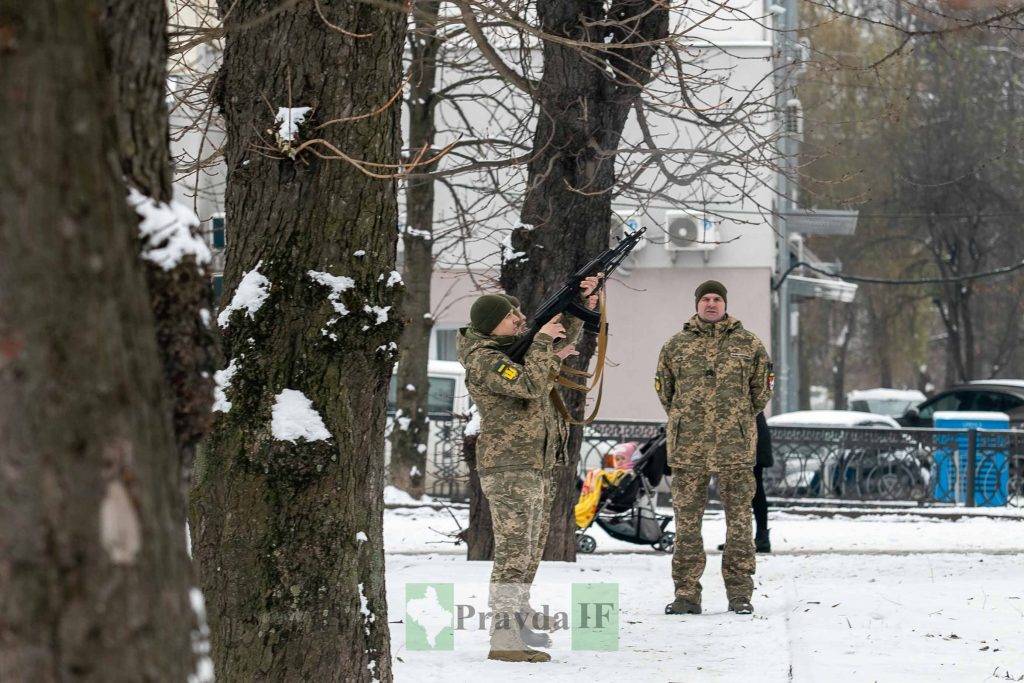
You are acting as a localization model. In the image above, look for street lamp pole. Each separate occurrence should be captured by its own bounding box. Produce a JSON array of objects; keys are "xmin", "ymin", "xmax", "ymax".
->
[{"xmin": 773, "ymin": 0, "xmax": 800, "ymax": 413}]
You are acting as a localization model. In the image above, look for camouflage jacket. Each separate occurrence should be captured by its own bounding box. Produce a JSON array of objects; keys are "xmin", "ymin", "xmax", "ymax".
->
[
  {"xmin": 655, "ymin": 314, "xmax": 772, "ymax": 470},
  {"xmin": 457, "ymin": 316, "xmax": 582, "ymax": 476}
]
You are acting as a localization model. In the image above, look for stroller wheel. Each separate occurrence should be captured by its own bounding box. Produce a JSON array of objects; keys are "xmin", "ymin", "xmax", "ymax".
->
[
  {"xmin": 576, "ymin": 533, "xmax": 597, "ymax": 554},
  {"xmin": 652, "ymin": 531, "xmax": 674, "ymax": 553}
]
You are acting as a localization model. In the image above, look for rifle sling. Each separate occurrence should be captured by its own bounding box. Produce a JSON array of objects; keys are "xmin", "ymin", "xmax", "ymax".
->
[{"xmin": 549, "ymin": 292, "xmax": 608, "ymax": 425}]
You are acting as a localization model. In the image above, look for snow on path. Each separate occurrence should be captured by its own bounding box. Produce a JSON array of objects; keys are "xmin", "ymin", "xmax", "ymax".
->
[
  {"xmin": 384, "ymin": 506, "xmax": 1024, "ymax": 556},
  {"xmin": 387, "ymin": 552, "xmax": 1024, "ymax": 682}
]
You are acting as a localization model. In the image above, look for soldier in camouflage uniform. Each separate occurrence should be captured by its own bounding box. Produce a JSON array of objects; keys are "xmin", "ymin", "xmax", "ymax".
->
[
  {"xmin": 655, "ymin": 280, "xmax": 773, "ymax": 615},
  {"xmin": 457, "ymin": 279, "xmax": 598, "ymax": 662}
]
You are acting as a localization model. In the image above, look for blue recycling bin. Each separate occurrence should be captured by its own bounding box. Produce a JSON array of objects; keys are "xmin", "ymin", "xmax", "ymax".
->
[{"xmin": 933, "ymin": 411, "xmax": 1010, "ymax": 506}]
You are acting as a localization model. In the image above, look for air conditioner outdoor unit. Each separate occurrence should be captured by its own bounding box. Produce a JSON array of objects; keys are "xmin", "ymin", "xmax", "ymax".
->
[
  {"xmin": 663, "ymin": 210, "xmax": 720, "ymax": 252},
  {"xmin": 610, "ymin": 210, "xmax": 647, "ymax": 275}
]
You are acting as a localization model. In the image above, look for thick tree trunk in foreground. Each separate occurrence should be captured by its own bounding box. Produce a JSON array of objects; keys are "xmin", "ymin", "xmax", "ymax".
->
[
  {"xmin": 495, "ymin": 0, "xmax": 668, "ymax": 561},
  {"xmin": 390, "ymin": 0, "xmax": 443, "ymax": 499},
  {"xmin": 0, "ymin": 1, "xmax": 195, "ymax": 678},
  {"xmin": 101, "ymin": 0, "xmax": 217, "ymax": 490},
  {"xmin": 188, "ymin": 2, "xmax": 404, "ymax": 680}
]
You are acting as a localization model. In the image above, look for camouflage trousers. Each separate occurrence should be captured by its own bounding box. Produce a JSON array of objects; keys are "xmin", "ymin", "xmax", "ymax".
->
[
  {"xmin": 479, "ymin": 469, "xmax": 553, "ymax": 614},
  {"xmin": 670, "ymin": 465, "xmax": 756, "ymax": 603}
]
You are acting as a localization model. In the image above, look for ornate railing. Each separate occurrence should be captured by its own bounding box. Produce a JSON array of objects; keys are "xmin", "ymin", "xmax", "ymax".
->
[
  {"xmin": 416, "ymin": 417, "xmax": 1024, "ymax": 508},
  {"xmin": 768, "ymin": 426, "xmax": 1023, "ymax": 507}
]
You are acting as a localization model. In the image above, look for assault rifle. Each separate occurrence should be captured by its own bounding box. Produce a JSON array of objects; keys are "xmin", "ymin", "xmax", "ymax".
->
[{"xmin": 506, "ymin": 227, "xmax": 646, "ymax": 364}]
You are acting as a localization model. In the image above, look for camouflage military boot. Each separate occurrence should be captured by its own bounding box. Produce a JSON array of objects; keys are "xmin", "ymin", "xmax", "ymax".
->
[
  {"xmin": 522, "ymin": 605, "xmax": 558, "ymax": 632},
  {"xmin": 489, "ymin": 620, "xmax": 551, "ymax": 663},
  {"xmin": 664, "ymin": 598, "xmax": 701, "ymax": 615},
  {"xmin": 728, "ymin": 598, "xmax": 753, "ymax": 614},
  {"xmin": 519, "ymin": 624, "xmax": 552, "ymax": 648}
]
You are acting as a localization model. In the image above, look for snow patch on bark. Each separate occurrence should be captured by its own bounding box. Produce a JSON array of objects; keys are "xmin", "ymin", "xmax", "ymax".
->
[
  {"xmin": 364, "ymin": 305, "xmax": 391, "ymax": 325},
  {"xmin": 500, "ymin": 232, "xmax": 526, "ymax": 262},
  {"xmin": 380, "ymin": 270, "xmax": 403, "ymax": 287},
  {"xmin": 271, "ymin": 389, "xmax": 331, "ymax": 443},
  {"xmin": 218, "ymin": 262, "xmax": 270, "ymax": 328},
  {"xmin": 308, "ymin": 270, "xmax": 356, "ymax": 316},
  {"xmin": 275, "ymin": 106, "xmax": 311, "ymax": 141},
  {"xmin": 100, "ymin": 480, "xmax": 142, "ymax": 565},
  {"xmin": 212, "ymin": 358, "xmax": 239, "ymax": 413},
  {"xmin": 128, "ymin": 187, "xmax": 211, "ymax": 271}
]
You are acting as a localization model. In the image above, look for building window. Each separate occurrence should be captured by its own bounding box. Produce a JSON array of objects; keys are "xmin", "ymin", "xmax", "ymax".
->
[
  {"xmin": 212, "ymin": 275, "xmax": 223, "ymax": 306},
  {"xmin": 433, "ymin": 328, "xmax": 458, "ymax": 361},
  {"xmin": 211, "ymin": 214, "xmax": 226, "ymax": 249}
]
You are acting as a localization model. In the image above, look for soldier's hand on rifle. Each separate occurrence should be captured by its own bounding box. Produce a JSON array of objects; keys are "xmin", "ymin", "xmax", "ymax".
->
[
  {"xmin": 580, "ymin": 272, "xmax": 603, "ymax": 310},
  {"xmin": 540, "ymin": 314, "xmax": 566, "ymax": 341},
  {"xmin": 555, "ymin": 344, "xmax": 578, "ymax": 360}
]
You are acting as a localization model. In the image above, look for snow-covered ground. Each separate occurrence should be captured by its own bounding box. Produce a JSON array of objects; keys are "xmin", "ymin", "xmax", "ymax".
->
[{"xmin": 385, "ymin": 506, "xmax": 1024, "ymax": 682}]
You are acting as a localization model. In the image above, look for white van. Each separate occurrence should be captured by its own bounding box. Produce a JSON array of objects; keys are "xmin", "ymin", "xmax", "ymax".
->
[
  {"xmin": 384, "ymin": 360, "xmax": 470, "ymax": 495},
  {"xmin": 387, "ymin": 359, "xmax": 470, "ymax": 418}
]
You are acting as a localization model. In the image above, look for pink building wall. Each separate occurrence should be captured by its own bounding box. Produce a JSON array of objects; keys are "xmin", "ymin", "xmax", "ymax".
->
[{"xmin": 431, "ymin": 266, "xmax": 772, "ymax": 422}]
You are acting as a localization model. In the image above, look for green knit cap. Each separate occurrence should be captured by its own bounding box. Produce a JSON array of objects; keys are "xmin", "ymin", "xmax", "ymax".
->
[
  {"xmin": 498, "ymin": 293, "xmax": 521, "ymax": 309},
  {"xmin": 695, "ymin": 280, "xmax": 727, "ymax": 306},
  {"xmin": 470, "ymin": 294, "xmax": 513, "ymax": 334}
]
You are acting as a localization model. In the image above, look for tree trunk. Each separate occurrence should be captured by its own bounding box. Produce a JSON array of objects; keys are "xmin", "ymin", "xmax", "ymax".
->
[
  {"xmin": 188, "ymin": 2, "xmax": 404, "ymax": 680},
  {"xmin": 0, "ymin": 1, "xmax": 195, "ymax": 678},
  {"xmin": 832, "ymin": 305, "xmax": 856, "ymax": 410},
  {"xmin": 495, "ymin": 0, "xmax": 669, "ymax": 561},
  {"xmin": 390, "ymin": 0, "xmax": 442, "ymax": 499},
  {"xmin": 461, "ymin": 436, "xmax": 496, "ymax": 560},
  {"xmin": 798, "ymin": 317, "xmax": 811, "ymax": 409},
  {"xmin": 101, "ymin": 0, "xmax": 217, "ymax": 490}
]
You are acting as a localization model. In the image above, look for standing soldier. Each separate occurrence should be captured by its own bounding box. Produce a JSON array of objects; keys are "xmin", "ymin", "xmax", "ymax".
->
[
  {"xmin": 457, "ymin": 278, "xmax": 599, "ymax": 662},
  {"xmin": 655, "ymin": 280, "xmax": 773, "ymax": 615}
]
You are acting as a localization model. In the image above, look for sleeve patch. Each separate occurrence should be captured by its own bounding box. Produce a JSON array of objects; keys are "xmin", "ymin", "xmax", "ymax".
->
[
  {"xmin": 495, "ymin": 362, "xmax": 519, "ymax": 381},
  {"xmin": 654, "ymin": 377, "xmax": 662, "ymax": 392}
]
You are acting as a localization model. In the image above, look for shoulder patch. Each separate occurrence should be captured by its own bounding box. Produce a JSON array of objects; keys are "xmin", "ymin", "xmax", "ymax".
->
[
  {"xmin": 494, "ymin": 361, "xmax": 519, "ymax": 381},
  {"xmin": 655, "ymin": 377, "xmax": 662, "ymax": 392}
]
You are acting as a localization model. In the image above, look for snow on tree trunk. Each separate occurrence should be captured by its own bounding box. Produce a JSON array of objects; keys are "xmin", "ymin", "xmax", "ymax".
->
[
  {"xmin": 188, "ymin": 2, "xmax": 404, "ymax": 680},
  {"xmin": 101, "ymin": 0, "xmax": 218, "ymax": 490},
  {"xmin": 0, "ymin": 1, "xmax": 195, "ymax": 677}
]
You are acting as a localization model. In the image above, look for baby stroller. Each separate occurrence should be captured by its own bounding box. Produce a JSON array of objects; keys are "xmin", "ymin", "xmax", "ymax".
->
[{"xmin": 575, "ymin": 429, "xmax": 674, "ymax": 554}]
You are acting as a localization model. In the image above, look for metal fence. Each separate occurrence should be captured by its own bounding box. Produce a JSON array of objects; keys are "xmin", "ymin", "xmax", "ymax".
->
[
  {"xmin": 421, "ymin": 417, "xmax": 1024, "ymax": 508},
  {"xmin": 768, "ymin": 425, "xmax": 1024, "ymax": 508}
]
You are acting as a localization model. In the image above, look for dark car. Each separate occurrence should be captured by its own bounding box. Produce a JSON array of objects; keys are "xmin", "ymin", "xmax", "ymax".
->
[{"xmin": 898, "ymin": 380, "xmax": 1024, "ymax": 428}]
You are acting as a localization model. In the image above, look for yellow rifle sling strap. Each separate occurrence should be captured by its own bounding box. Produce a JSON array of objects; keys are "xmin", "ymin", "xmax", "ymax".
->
[
  {"xmin": 557, "ymin": 291, "xmax": 608, "ymax": 393},
  {"xmin": 550, "ymin": 374, "xmax": 605, "ymax": 425},
  {"xmin": 550, "ymin": 292, "xmax": 608, "ymax": 424}
]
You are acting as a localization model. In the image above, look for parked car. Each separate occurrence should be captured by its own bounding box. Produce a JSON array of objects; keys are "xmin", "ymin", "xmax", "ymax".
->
[
  {"xmin": 387, "ymin": 359, "xmax": 470, "ymax": 418},
  {"xmin": 766, "ymin": 410, "xmax": 928, "ymax": 500},
  {"xmin": 384, "ymin": 360, "xmax": 471, "ymax": 492},
  {"xmin": 898, "ymin": 380, "xmax": 1024, "ymax": 428},
  {"xmin": 847, "ymin": 388, "xmax": 926, "ymax": 419}
]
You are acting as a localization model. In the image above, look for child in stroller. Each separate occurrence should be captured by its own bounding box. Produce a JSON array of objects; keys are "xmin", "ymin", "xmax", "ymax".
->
[{"xmin": 575, "ymin": 428, "xmax": 675, "ymax": 554}]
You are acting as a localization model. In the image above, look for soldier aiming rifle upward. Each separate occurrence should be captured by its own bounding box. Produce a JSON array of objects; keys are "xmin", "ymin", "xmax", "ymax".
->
[{"xmin": 456, "ymin": 227, "xmax": 645, "ymax": 662}]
